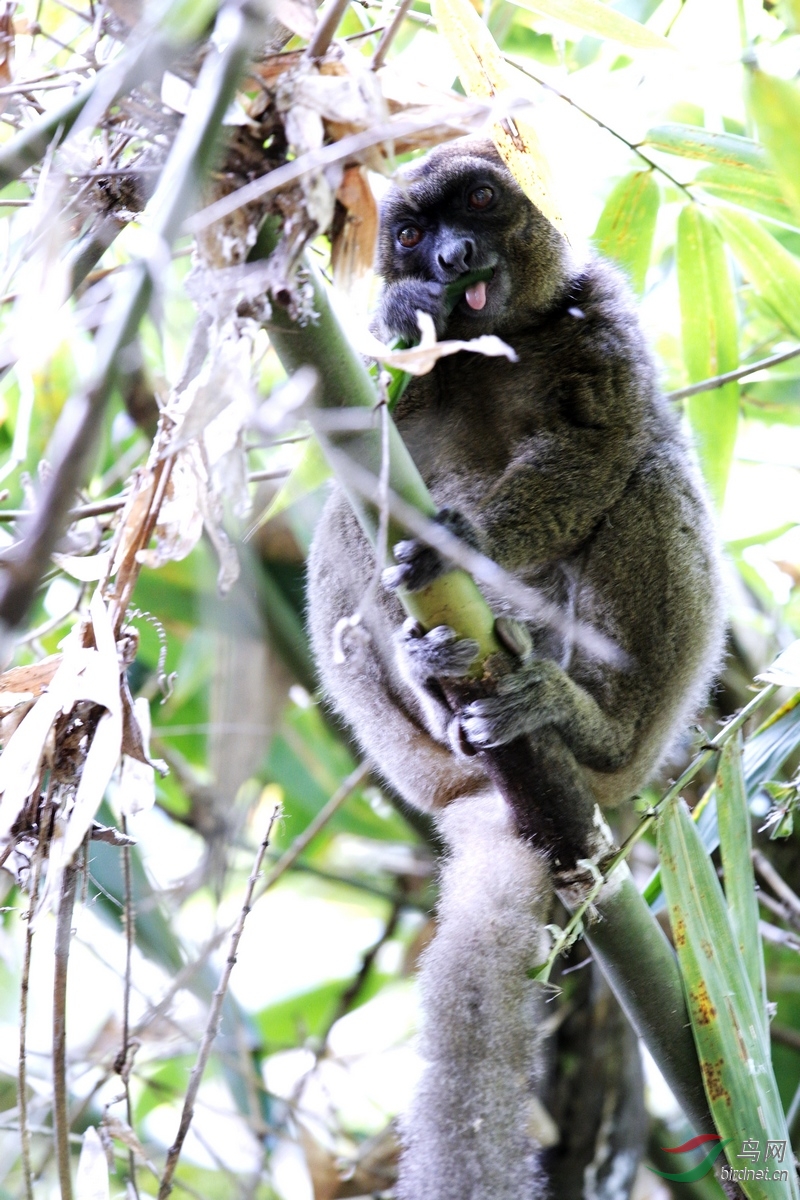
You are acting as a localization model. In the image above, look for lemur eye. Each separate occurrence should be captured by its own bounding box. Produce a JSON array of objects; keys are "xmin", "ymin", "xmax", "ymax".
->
[
  {"xmin": 398, "ymin": 226, "xmax": 423, "ymax": 248},
  {"xmin": 468, "ymin": 186, "xmax": 494, "ymax": 211}
]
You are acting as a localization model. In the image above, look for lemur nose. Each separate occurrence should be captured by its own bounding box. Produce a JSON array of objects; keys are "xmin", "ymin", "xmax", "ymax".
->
[{"xmin": 438, "ymin": 238, "xmax": 474, "ymax": 273}]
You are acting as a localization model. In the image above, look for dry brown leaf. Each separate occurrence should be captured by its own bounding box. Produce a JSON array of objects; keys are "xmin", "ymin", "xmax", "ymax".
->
[
  {"xmin": 333, "ymin": 1124, "xmax": 401, "ymax": 1198},
  {"xmin": 0, "ymin": 655, "xmax": 61, "ymax": 710},
  {"xmin": 332, "ymin": 165, "xmax": 379, "ymax": 298},
  {"xmin": 0, "ymin": 2, "xmax": 15, "ymax": 107}
]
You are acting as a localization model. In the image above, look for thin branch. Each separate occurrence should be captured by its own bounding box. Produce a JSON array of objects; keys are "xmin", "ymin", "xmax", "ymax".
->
[
  {"xmin": 156, "ymin": 805, "xmax": 281, "ymax": 1200},
  {"xmin": 371, "ymin": 0, "xmax": 413, "ymax": 69},
  {"xmin": 53, "ymin": 864, "xmax": 78, "ymax": 1200},
  {"xmin": 18, "ymin": 835, "xmax": 44, "ymax": 1200},
  {"xmin": 503, "ymin": 55, "xmax": 693, "ymax": 200},
  {"xmin": 753, "ymin": 849, "xmax": 800, "ymax": 922},
  {"xmin": 259, "ymin": 760, "xmax": 371, "ymax": 894},
  {"xmin": 306, "ymin": 0, "xmax": 351, "ymax": 59},
  {"xmin": 118, "ymin": 817, "xmax": 140, "ymax": 1199},
  {"xmin": 666, "ymin": 344, "xmax": 800, "ymax": 401}
]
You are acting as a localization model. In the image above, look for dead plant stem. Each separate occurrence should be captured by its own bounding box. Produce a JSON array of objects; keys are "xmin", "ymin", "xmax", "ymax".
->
[
  {"xmin": 53, "ymin": 863, "xmax": 78, "ymax": 1200},
  {"xmin": 18, "ymin": 834, "xmax": 44, "ymax": 1200}
]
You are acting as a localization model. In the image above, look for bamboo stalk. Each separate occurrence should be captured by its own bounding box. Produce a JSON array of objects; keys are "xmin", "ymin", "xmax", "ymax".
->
[{"xmin": 53, "ymin": 865, "xmax": 78, "ymax": 1200}]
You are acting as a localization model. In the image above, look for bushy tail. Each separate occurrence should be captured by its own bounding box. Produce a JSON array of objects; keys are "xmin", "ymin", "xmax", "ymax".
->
[{"xmin": 398, "ymin": 790, "xmax": 552, "ymax": 1200}]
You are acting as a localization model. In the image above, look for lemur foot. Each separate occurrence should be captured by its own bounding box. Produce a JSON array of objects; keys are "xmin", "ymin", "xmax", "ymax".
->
[{"xmin": 397, "ymin": 620, "xmax": 480, "ymax": 686}]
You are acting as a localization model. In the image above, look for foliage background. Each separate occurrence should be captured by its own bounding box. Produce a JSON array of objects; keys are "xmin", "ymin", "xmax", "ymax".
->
[{"xmin": 2, "ymin": 0, "xmax": 800, "ymax": 1197}]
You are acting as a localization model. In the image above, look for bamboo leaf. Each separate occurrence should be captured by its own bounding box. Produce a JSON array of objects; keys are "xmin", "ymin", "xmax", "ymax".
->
[
  {"xmin": 506, "ymin": 0, "xmax": 673, "ymax": 50},
  {"xmin": 746, "ymin": 68, "xmax": 800, "ymax": 226},
  {"xmin": 431, "ymin": 0, "xmax": 567, "ymax": 239},
  {"xmin": 716, "ymin": 733, "xmax": 768, "ymax": 1036},
  {"xmin": 693, "ymin": 164, "xmax": 799, "ymax": 230},
  {"xmin": 658, "ymin": 798, "xmax": 796, "ymax": 1200},
  {"xmin": 643, "ymin": 123, "xmax": 769, "ymax": 172},
  {"xmin": 714, "ymin": 207, "xmax": 800, "ymax": 339},
  {"xmin": 592, "ymin": 170, "xmax": 659, "ymax": 295},
  {"xmin": 676, "ymin": 205, "xmax": 739, "ymax": 508}
]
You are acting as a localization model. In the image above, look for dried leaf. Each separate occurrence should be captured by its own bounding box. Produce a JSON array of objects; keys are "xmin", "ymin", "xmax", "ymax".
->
[
  {"xmin": 119, "ymin": 694, "xmax": 159, "ymax": 817},
  {"xmin": 137, "ymin": 451, "xmax": 204, "ymax": 569},
  {"xmin": 0, "ymin": 655, "xmax": 60, "ymax": 711},
  {"xmin": 53, "ymin": 550, "xmax": 114, "ymax": 582},
  {"xmin": 355, "ymin": 311, "xmax": 518, "ymax": 375},
  {"xmin": 332, "ymin": 166, "xmax": 379, "ymax": 300},
  {"xmin": 102, "ymin": 1113, "xmax": 148, "ymax": 1162},
  {"xmin": 270, "ymin": 0, "xmax": 317, "ymax": 38},
  {"xmin": 75, "ymin": 1127, "xmax": 109, "ymax": 1200}
]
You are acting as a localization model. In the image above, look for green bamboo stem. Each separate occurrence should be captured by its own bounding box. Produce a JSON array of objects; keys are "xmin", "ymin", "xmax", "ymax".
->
[{"xmin": 262, "ymin": 256, "xmax": 714, "ymax": 1134}]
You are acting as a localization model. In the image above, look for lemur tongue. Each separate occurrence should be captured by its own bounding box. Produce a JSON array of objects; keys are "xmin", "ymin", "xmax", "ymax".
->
[{"xmin": 465, "ymin": 280, "xmax": 487, "ymax": 310}]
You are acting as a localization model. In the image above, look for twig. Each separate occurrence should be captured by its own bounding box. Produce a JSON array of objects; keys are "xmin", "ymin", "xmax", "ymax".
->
[
  {"xmin": 753, "ymin": 849, "xmax": 800, "ymax": 922},
  {"xmin": 133, "ymin": 764, "xmax": 370, "ymax": 1041},
  {"xmin": 258, "ymin": 760, "xmax": 371, "ymax": 894},
  {"xmin": 306, "ymin": 0, "xmax": 351, "ymax": 59},
  {"xmin": 666, "ymin": 344, "xmax": 800, "ymax": 401},
  {"xmin": 0, "ymin": 496, "xmax": 127, "ymax": 523},
  {"xmin": 18, "ymin": 835, "xmax": 45, "ymax": 1200},
  {"xmin": 371, "ymin": 0, "xmax": 412, "ymax": 69},
  {"xmin": 156, "ymin": 805, "xmax": 281, "ymax": 1200},
  {"xmin": 504, "ymin": 55, "xmax": 693, "ymax": 200},
  {"xmin": 118, "ymin": 817, "xmax": 139, "ymax": 1199},
  {"xmin": 756, "ymin": 887, "xmax": 800, "ymax": 933},
  {"xmin": 761, "ymin": 922, "xmax": 800, "ymax": 954},
  {"xmin": 53, "ymin": 864, "xmax": 79, "ymax": 1200}
]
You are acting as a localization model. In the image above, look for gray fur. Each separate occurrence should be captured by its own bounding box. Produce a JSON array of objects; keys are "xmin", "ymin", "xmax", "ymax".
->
[{"xmin": 306, "ymin": 137, "xmax": 725, "ymax": 1198}]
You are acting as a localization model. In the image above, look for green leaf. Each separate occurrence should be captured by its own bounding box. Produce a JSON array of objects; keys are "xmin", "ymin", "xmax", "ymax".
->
[
  {"xmin": 716, "ymin": 733, "xmax": 768, "ymax": 1037},
  {"xmin": 592, "ymin": 170, "xmax": 660, "ymax": 295},
  {"xmin": 714, "ymin": 207, "xmax": 800, "ymax": 339},
  {"xmin": 676, "ymin": 205, "xmax": 739, "ymax": 508},
  {"xmin": 506, "ymin": 0, "xmax": 674, "ymax": 49},
  {"xmin": 643, "ymin": 124, "xmax": 769, "ymax": 171},
  {"xmin": 693, "ymin": 164, "xmax": 799, "ymax": 229},
  {"xmin": 658, "ymin": 797, "xmax": 796, "ymax": 1200},
  {"xmin": 747, "ymin": 68, "xmax": 800, "ymax": 226},
  {"xmin": 262, "ymin": 437, "xmax": 331, "ymax": 524}
]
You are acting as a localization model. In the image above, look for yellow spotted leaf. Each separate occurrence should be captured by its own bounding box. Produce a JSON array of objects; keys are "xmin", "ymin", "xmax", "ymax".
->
[{"xmin": 432, "ymin": 0, "xmax": 566, "ymax": 238}]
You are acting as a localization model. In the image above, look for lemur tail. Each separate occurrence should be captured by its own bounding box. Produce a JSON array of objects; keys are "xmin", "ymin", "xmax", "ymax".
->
[{"xmin": 398, "ymin": 790, "xmax": 552, "ymax": 1200}]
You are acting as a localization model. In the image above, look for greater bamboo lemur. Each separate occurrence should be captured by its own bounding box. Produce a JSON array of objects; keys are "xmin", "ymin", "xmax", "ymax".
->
[{"xmin": 307, "ymin": 138, "xmax": 724, "ymax": 1200}]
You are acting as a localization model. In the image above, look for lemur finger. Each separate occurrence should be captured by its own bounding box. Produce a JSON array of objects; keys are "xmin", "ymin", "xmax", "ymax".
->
[{"xmin": 401, "ymin": 625, "xmax": 480, "ymax": 678}]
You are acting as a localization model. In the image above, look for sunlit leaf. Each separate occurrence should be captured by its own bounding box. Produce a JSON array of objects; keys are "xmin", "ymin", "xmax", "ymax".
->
[
  {"xmin": 676, "ymin": 205, "xmax": 739, "ymax": 508},
  {"xmin": 747, "ymin": 68, "xmax": 800, "ymax": 226},
  {"xmin": 658, "ymin": 798, "xmax": 796, "ymax": 1199},
  {"xmin": 693, "ymin": 164, "xmax": 799, "ymax": 230},
  {"xmin": 716, "ymin": 733, "xmax": 768, "ymax": 1035},
  {"xmin": 714, "ymin": 207, "xmax": 800, "ymax": 339},
  {"xmin": 431, "ymin": 0, "xmax": 567, "ymax": 238},
  {"xmin": 592, "ymin": 170, "xmax": 659, "ymax": 295},
  {"xmin": 506, "ymin": 0, "xmax": 673, "ymax": 50},
  {"xmin": 643, "ymin": 123, "xmax": 769, "ymax": 171}
]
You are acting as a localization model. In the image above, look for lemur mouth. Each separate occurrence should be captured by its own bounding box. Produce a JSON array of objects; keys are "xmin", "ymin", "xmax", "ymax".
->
[
  {"xmin": 465, "ymin": 279, "xmax": 488, "ymax": 310},
  {"xmin": 450, "ymin": 267, "xmax": 494, "ymax": 314}
]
